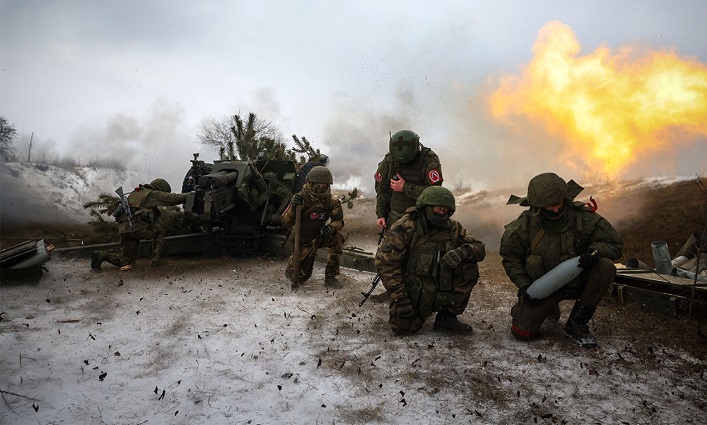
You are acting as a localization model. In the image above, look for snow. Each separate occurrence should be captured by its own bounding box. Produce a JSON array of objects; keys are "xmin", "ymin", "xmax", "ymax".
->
[
  {"xmin": 1, "ymin": 253, "xmax": 705, "ymax": 424},
  {"xmin": 1, "ymin": 162, "xmax": 151, "ymax": 225},
  {"xmin": 1, "ymin": 162, "xmax": 705, "ymax": 424}
]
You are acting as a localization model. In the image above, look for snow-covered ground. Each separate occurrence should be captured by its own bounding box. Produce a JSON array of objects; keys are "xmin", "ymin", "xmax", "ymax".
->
[{"xmin": 1, "ymin": 252, "xmax": 705, "ymax": 424}]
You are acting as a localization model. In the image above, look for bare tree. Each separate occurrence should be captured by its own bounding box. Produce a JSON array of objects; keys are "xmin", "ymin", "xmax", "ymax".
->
[
  {"xmin": 197, "ymin": 117, "xmax": 234, "ymax": 153},
  {"xmin": 0, "ymin": 116, "xmax": 18, "ymax": 161}
]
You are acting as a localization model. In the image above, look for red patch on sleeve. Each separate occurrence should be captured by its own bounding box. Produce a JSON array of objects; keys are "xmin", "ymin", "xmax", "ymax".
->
[
  {"xmin": 375, "ymin": 172, "xmax": 383, "ymax": 183},
  {"xmin": 427, "ymin": 169, "xmax": 442, "ymax": 184}
]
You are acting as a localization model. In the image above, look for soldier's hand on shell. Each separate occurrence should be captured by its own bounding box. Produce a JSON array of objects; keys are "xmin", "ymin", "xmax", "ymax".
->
[
  {"xmin": 578, "ymin": 249, "xmax": 600, "ymax": 269},
  {"xmin": 320, "ymin": 224, "xmax": 334, "ymax": 236},
  {"xmin": 442, "ymin": 247, "xmax": 468, "ymax": 268},
  {"xmin": 291, "ymin": 194, "xmax": 303, "ymax": 205}
]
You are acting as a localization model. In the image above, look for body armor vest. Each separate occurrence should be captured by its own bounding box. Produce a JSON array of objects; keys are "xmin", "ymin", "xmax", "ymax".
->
[
  {"xmin": 526, "ymin": 208, "xmax": 588, "ymax": 280},
  {"xmin": 388, "ymin": 148, "xmax": 432, "ymax": 215},
  {"xmin": 298, "ymin": 191, "xmax": 332, "ymax": 242},
  {"xmin": 404, "ymin": 220, "xmax": 461, "ymax": 317},
  {"xmin": 127, "ymin": 188, "xmax": 159, "ymax": 224}
]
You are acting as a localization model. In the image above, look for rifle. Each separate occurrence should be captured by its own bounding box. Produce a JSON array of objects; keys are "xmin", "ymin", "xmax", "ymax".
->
[
  {"xmin": 361, "ymin": 207, "xmax": 389, "ymax": 306},
  {"xmin": 291, "ymin": 203, "xmax": 303, "ymax": 290},
  {"xmin": 112, "ymin": 186, "xmax": 134, "ymax": 227},
  {"xmin": 359, "ymin": 274, "xmax": 381, "ymax": 307}
]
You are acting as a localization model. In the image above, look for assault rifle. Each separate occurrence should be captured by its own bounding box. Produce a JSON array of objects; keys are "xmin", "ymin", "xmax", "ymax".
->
[
  {"xmin": 112, "ymin": 186, "xmax": 134, "ymax": 227},
  {"xmin": 359, "ymin": 274, "xmax": 381, "ymax": 307}
]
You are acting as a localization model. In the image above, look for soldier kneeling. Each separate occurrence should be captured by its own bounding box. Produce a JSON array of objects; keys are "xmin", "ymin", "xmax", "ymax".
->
[{"xmin": 375, "ymin": 186, "xmax": 486, "ymax": 335}]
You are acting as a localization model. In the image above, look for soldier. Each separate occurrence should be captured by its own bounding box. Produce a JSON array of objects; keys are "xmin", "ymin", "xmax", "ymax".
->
[
  {"xmin": 282, "ymin": 166, "xmax": 345, "ymax": 287},
  {"xmin": 91, "ymin": 178, "xmax": 187, "ymax": 271},
  {"xmin": 294, "ymin": 154, "xmax": 329, "ymax": 193},
  {"xmin": 375, "ymin": 186, "xmax": 486, "ymax": 335},
  {"xmin": 371, "ymin": 129, "xmax": 443, "ymax": 302},
  {"xmin": 499, "ymin": 173, "xmax": 623, "ymax": 347}
]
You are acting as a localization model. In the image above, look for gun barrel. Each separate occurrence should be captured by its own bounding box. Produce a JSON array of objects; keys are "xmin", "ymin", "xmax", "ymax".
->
[{"xmin": 199, "ymin": 171, "xmax": 239, "ymax": 189}]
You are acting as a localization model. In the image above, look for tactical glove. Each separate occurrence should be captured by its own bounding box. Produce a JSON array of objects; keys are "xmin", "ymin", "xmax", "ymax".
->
[
  {"xmin": 291, "ymin": 193, "xmax": 303, "ymax": 205},
  {"xmin": 394, "ymin": 297, "xmax": 414, "ymax": 319},
  {"xmin": 517, "ymin": 285, "xmax": 540, "ymax": 305},
  {"xmin": 320, "ymin": 224, "xmax": 334, "ymax": 236},
  {"xmin": 442, "ymin": 246, "xmax": 468, "ymax": 268},
  {"xmin": 578, "ymin": 250, "xmax": 600, "ymax": 269}
]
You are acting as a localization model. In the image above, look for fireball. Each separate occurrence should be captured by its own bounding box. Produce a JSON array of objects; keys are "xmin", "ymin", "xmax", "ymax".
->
[{"xmin": 490, "ymin": 21, "xmax": 707, "ymax": 179}]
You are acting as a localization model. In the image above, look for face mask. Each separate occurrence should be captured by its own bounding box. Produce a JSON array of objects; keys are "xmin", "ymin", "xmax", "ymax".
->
[
  {"xmin": 540, "ymin": 201, "xmax": 568, "ymax": 221},
  {"xmin": 425, "ymin": 207, "xmax": 449, "ymax": 228},
  {"xmin": 307, "ymin": 183, "xmax": 329, "ymax": 194}
]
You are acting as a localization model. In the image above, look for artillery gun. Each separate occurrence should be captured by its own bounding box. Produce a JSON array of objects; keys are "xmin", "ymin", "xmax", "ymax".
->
[{"xmin": 182, "ymin": 153, "xmax": 297, "ymax": 254}]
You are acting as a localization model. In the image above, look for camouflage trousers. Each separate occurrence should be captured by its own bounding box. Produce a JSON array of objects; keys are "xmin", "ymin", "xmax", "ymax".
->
[
  {"xmin": 388, "ymin": 261, "xmax": 479, "ymax": 335},
  {"xmin": 286, "ymin": 232, "xmax": 344, "ymax": 285},
  {"xmin": 101, "ymin": 225, "xmax": 166, "ymax": 268},
  {"xmin": 510, "ymin": 257, "xmax": 616, "ymax": 338}
]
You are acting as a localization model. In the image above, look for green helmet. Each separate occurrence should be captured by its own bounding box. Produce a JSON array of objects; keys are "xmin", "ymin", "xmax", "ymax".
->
[
  {"xmin": 527, "ymin": 173, "xmax": 569, "ymax": 208},
  {"xmin": 306, "ymin": 166, "xmax": 333, "ymax": 184},
  {"xmin": 389, "ymin": 130, "xmax": 420, "ymax": 163},
  {"xmin": 149, "ymin": 178, "xmax": 172, "ymax": 193},
  {"xmin": 416, "ymin": 186, "xmax": 455, "ymax": 214}
]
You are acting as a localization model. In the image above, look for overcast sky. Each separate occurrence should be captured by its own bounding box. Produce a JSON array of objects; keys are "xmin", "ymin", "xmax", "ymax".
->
[{"xmin": 1, "ymin": 0, "xmax": 706, "ymax": 193}]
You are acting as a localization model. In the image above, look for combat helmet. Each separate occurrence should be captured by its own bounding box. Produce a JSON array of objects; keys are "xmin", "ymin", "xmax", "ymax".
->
[
  {"xmin": 306, "ymin": 166, "xmax": 333, "ymax": 184},
  {"xmin": 526, "ymin": 173, "xmax": 569, "ymax": 208},
  {"xmin": 389, "ymin": 130, "xmax": 420, "ymax": 163},
  {"xmin": 149, "ymin": 178, "xmax": 172, "ymax": 193},
  {"xmin": 416, "ymin": 186, "xmax": 456, "ymax": 215}
]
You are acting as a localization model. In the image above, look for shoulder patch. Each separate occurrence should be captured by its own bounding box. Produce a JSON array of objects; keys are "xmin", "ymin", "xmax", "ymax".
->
[
  {"xmin": 375, "ymin": 171, "xmax": 383, "ymax": 183},
  {"xmin": 427, "ymin": 168, "xmax": 442, "ymax": 184}
]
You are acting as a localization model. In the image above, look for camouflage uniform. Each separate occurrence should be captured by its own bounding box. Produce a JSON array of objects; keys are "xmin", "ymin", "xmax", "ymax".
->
[
  {"xmin": 374, "ymin": 146, "xmax": 443, "ymax": 229},
  {"xmin": 93, "ymin": 179, "xmax": 187, "ymax": 270},
  {"xmin": 500, "ymin": 173, "xmax": 623, "ymax": 346},
  {"xmin": 282, "ymin": 183, "xmax": 344, "ymax": 285},
  {"xmin": 375, "ymin": 192, "xmax": 486, "ymax": 335}
]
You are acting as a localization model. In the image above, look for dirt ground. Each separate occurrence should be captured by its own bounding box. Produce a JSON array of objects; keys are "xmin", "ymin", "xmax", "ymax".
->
[{"xmin": 1, "ymin": 178, "xmax": 706, "ymax": 424}]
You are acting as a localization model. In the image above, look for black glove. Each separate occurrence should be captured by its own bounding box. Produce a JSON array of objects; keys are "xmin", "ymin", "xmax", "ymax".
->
[
  {"xmin": 578, "ymin": 250, "xmax": 600, "ymax": 269},
  {"xmin": 442, "ymin": 246, "xmax": 468, "ymax": 268},
  {"xmin": 320, "ymin": 224, "xmax": 334, "ymax": 236},
  {"xmin": 394, "ymin": 297, "xmax": 414, "ymax": 319},
  {"xmin": 517, "ymin": 285, "xmax": 540, "ymax": 304},
  {"xmin": 291, "ymin": 193, "xmax": 303, "ymax": 205}
]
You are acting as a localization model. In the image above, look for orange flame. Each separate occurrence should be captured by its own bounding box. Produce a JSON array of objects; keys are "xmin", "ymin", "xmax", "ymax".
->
[{"xmin": 490, "ymin": 21, "xmax": 707, "ymax": 178}]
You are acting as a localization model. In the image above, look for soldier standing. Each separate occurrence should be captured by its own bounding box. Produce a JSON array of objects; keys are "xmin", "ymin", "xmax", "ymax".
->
[
  {"xmin": 91, "ymin": 178, "xmax": 188, "ymax": 271},
  {"xmin": 375, "ymin": 186, "xmax": 485, "ymax": 335},
  {"xmin": 282, "ymin": 166, "xmax": 345, "ymax": 287},
  {"xmin": 371, "ymin": 129, "xmax": 443, "ymax": 302},
  {"xmin": 499, "ymin": 172, "xmax": 623, "ymax": 347}
]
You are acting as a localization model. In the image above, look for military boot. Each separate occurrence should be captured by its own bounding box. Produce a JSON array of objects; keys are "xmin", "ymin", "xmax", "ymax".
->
[
  {"xmin": 565, "ymin": 302, "xmax": 598, "ymax": 348},
  {"xmin": 90, "ymin": 251, "xmax": 103, "ymax": 271},
  {"xmin": 433, "ymin": 311, "xmax": 473, "ymax": 335},
  {"xmin": 324, "ymin": 275, "xmax": 342, "ymax": 288}
]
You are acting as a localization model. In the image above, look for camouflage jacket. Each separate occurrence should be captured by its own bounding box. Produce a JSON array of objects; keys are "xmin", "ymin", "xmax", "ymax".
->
[
  {"xmin": 374, "ymin": 146, "xmax": 443, "ymax": 225},
  {"xmin": 118, "ymin": 187, "xmax": 187, "ymax": 234},
  {"xmin": 499, "ymin": 205, "xmax": 624, "ymax": 288},
  {"xmin": 281, "ymin": 186, "xmax": 344, "ymax": 243},
  {"xmin": 375, "ymin": 207, "xmax": 485, "ymax": 303}
]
